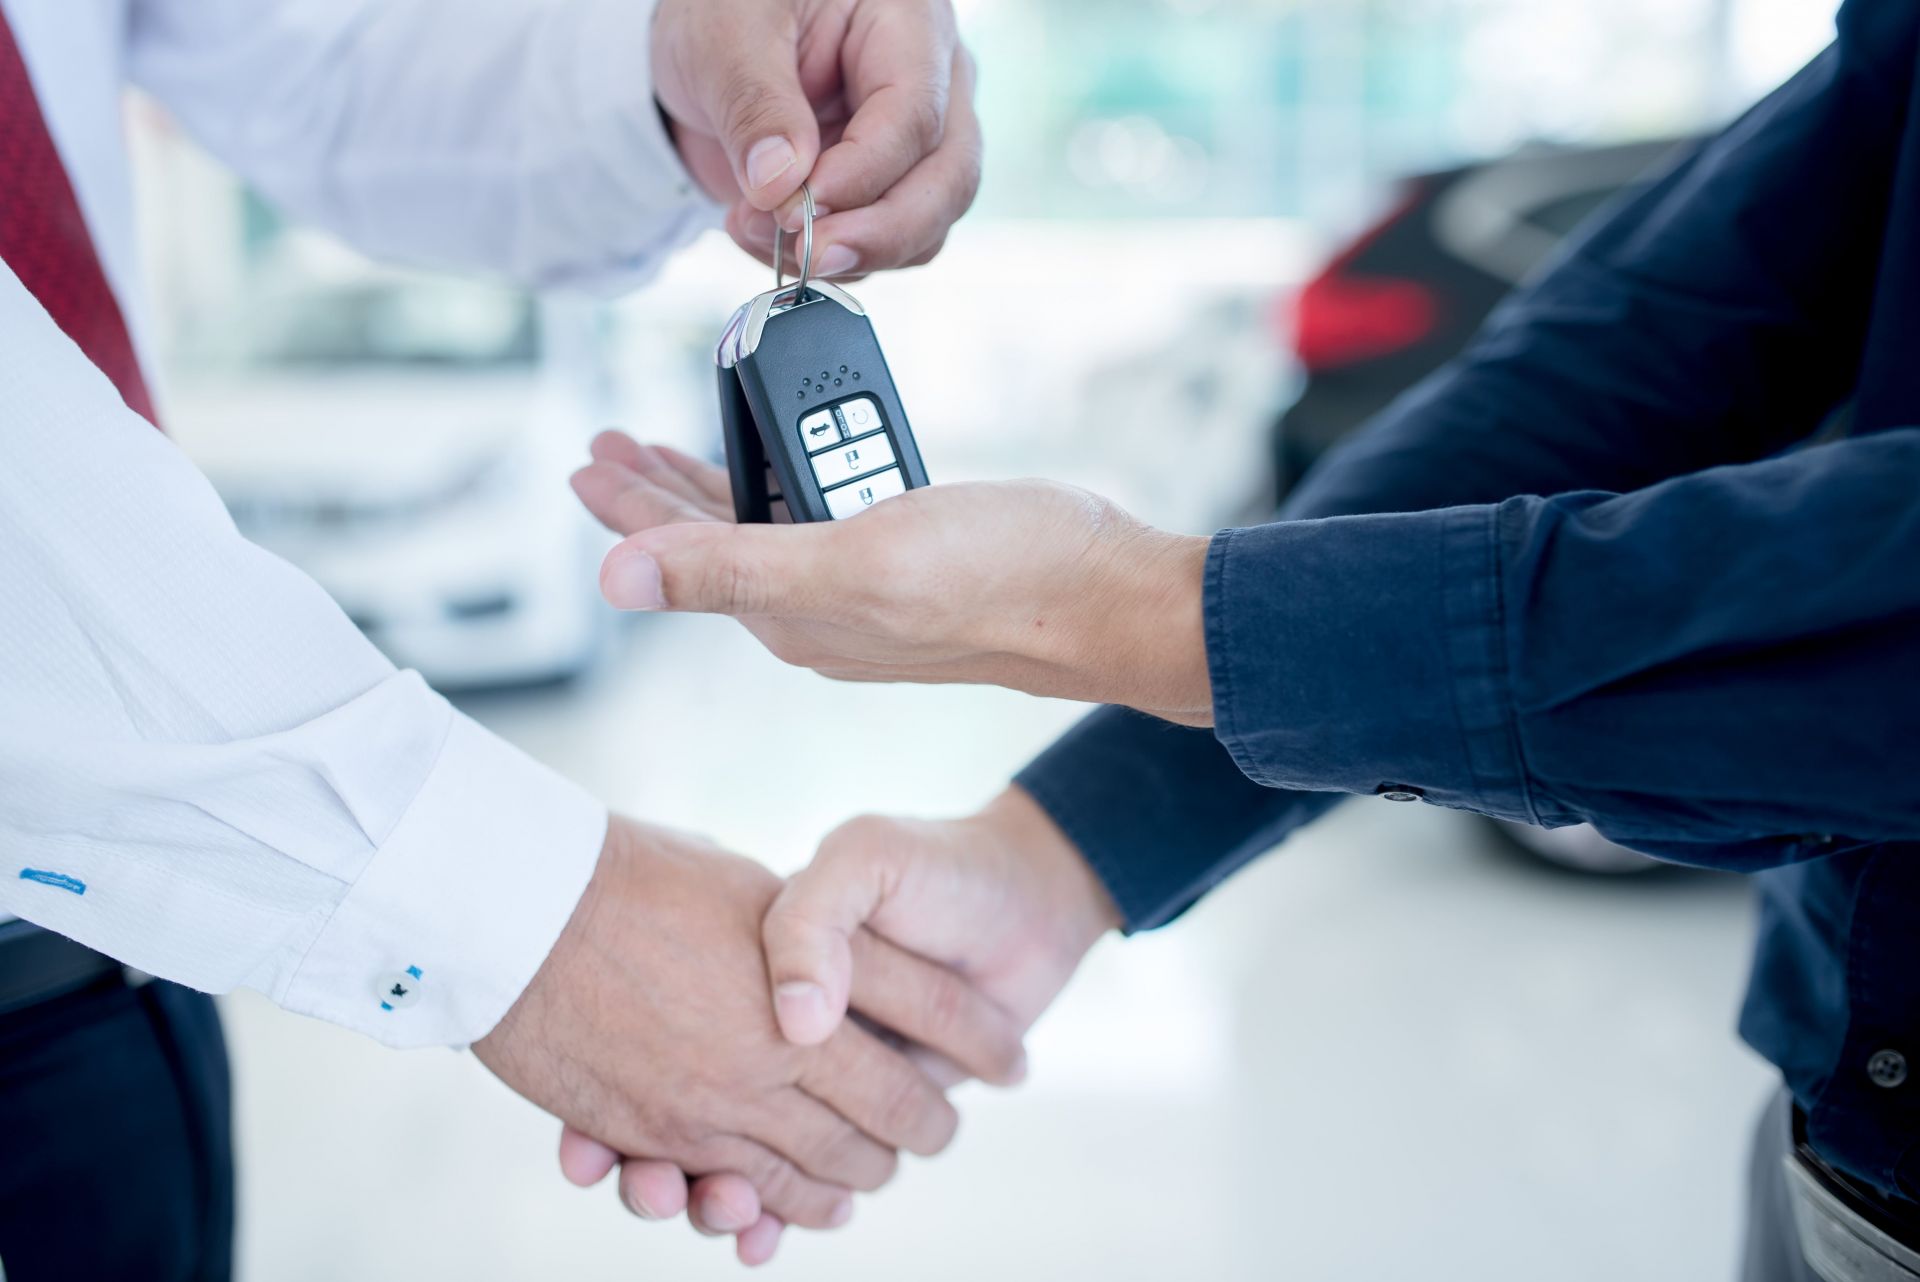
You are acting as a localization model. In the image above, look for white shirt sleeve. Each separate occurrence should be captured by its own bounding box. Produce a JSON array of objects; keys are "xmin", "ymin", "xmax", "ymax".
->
[
  {"xmin": 124, "ymin": 0, "xmax": 721, "ymax": 291},
  {"xmin": 0, "ymin": 262, "xmax": 608, "ymax": 1049}
]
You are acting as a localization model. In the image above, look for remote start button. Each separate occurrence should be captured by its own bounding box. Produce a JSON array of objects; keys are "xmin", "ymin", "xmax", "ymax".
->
[
  {"xmin": 825, "ymin": 467, "xmax": 907, "ymax": 519},
  {"xmin": 837, "ymin": 396, "xmax": 883, "ymax": 435}
]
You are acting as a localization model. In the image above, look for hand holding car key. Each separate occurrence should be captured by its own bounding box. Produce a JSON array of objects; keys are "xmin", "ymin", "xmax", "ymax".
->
[{"xmin": 716, "ymin": 183, "xmax": 931, "ymax": 524}]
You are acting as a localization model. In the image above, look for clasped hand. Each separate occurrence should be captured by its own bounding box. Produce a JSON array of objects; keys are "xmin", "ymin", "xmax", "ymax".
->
[
  {"xmin": 474, "ymin": 813, "xmax": 1029, "ymax": 1264},
  {"xmin": 477, "ymin": 791, "xmax": 1119, "ymax": 1265}
]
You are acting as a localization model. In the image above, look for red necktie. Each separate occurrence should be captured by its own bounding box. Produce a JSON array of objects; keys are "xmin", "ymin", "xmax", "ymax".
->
[{"xmin": 0, "ymin": 10, "xmax": 157, "ymax": 425}]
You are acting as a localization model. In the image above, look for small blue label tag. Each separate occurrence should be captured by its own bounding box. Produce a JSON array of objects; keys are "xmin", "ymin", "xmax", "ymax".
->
[{"xmin": 19, "ymin": 869, "xmax": 86, "ymax": 895}]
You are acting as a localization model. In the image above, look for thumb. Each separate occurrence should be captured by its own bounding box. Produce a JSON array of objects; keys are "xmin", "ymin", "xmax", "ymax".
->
[
  {"xmin": 599, "ymin": 523, "xmax": 837, "ymax": 616},
  {"xmin": 695, "ymin": 24, "xmax": 821, "ymax": 211},
  {"xmin": 762, "ymin": 837, "xmax": 898, "ymax": 1045}
]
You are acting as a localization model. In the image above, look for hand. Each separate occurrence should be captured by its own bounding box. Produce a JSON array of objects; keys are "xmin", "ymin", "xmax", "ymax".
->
[
  {"xmin": 652, "ymin": 0, "xmax": 982, "ymax": 276},
  {"xmin": 767, "ymin": 787, "xmax": 1121, "ymax": 1054},
  {"xmin": 473, "ymin": 816, "xmax": 1025, "ymax": 1257},
  {"xmin": 570, "ymin": 433, "xmax": 1216, "ymax": 725},
  {"xmin": 553, "ymin": 1128, "xmax": 787, "ymax": 1265}
]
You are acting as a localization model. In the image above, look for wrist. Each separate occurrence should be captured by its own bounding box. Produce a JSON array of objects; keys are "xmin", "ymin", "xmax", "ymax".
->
[
  {"xmin": 1074, "ymin": 528, "xmax": 1213, "ymax": 725},
  {"xmin": 976, "ymin": 786, "xmax": 1121, "ymax": 956}
]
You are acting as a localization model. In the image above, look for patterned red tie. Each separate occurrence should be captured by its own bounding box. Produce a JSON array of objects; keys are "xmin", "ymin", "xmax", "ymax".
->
[{"xmin": 0, "ymin": 10, "xmax": 158, "ymax": 425}]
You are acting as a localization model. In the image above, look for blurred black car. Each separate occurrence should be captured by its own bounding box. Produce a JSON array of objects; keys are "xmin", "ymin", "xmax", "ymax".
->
[{"xmin": 1272, "ymin": 137, "xmax": 1692, "ymax": 875}]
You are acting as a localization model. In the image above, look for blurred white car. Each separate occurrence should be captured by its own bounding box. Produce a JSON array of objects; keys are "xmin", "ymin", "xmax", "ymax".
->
[{"xmin": 167, "ymin": 276, "xmax": 616, "ymax": 690}]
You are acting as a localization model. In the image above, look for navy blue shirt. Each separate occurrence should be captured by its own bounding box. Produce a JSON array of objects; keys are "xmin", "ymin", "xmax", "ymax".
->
[{"xmin": 1017, "ymin": 0, "xmax": 1920, "ymax": 1201}]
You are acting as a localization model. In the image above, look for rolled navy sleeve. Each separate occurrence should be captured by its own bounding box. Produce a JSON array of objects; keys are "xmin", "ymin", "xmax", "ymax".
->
[
  {"xmin": 1207, "ymin": 431, "xmax": 1920, "ymax": 864},
  {"xmin": 1019, "ymin": 5, "xmax": 1917, "ymax": 926}
]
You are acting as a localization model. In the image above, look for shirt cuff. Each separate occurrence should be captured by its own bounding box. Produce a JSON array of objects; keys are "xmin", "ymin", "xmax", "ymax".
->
[
  {"xmin": 550, "ymin": 0, "xmax": 725, "ymax": 293},
  {"xmin": 1205, "ymin": 506, "xmax": 1535, "ymax": 822},
  {"xmin": 1015, "ymin": 707, "xmax": 1341, "ymax": 931},
  {"xmin": 278, "ymin": 711, "xmax": 608, "ymax": 1049}
]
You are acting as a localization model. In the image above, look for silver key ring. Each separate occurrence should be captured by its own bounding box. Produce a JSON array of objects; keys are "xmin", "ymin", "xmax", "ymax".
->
[{"xmin": 774, "ymin": 182, "xmax": 816, "ymax": 299}]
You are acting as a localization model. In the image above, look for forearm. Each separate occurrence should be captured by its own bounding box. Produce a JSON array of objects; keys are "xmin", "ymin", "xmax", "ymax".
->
[
  {"xmin": 1011, "ymin": 17, "xmax": 1910, "ymax": 917},
  {"xmin": 1207, "ymin": 431, "xmax": 1920, "ymax": 861},
  {"xmin": 129, "ymin": 0, "xmax": 715, "ymax": 289},
  {"xmin": 0, "ymin": 267, "xmax": 605, "ymax": 1045}
]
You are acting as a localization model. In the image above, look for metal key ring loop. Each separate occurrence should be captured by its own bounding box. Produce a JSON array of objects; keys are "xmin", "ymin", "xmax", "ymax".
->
[{"xmin": 774, "ymin": 182, "xmax": 816, "ymax": 300}]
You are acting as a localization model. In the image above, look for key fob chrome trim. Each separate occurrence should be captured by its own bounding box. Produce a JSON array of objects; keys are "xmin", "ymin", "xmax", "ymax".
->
[{"xmin": 715, "ymin": 281, "xmax": 929, "ymax": 524}]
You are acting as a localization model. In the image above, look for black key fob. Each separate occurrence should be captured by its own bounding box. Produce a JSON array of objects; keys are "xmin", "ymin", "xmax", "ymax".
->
[{"xmin": 716, "ymin": 187, "xmax": 929, "ymax": 524}]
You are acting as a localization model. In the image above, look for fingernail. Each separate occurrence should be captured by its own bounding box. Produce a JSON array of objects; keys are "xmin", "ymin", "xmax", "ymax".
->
[
  {"xmin": 604, "ymin": 550, "xmax": 665, "ymax": 610},
  {"xmin": 774, "ymin": 981, "xmax": 830, "ymax": 1035},
  {"xmin": 815, "ymin": 245, "xmax": 858, "ymax": 277},
  {"xmin": 746, "ymin": 136, "xmax": 797, "ymax": 191},
  {"xmin": 827, "ymin": 1198, "xmax": 854, "ymax": 1229},
  {"xmin": 625, "ymin": 1191, "xmax": 661, "ymax": 1220}
]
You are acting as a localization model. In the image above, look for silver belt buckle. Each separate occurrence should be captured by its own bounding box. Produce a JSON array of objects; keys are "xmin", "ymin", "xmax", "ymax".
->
[{"xmin": 1787, "ymin": 1155, "xmax": 1920, "ymax": 1282}]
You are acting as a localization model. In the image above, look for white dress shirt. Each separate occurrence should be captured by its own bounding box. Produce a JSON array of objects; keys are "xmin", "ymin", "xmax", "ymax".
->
[{"xmin": 0, "ymin": 0, "xmax": 716, "ymax": 1048}]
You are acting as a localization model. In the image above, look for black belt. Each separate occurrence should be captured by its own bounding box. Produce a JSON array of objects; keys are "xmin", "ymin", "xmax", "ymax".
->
[
  {"xmin": 1792, "ymin": 1105, "xmax": 1920, "ymax": 1279},
  {"xmin": 0, "ymin": 918, "xmax": 124, "ymax": 1017}
]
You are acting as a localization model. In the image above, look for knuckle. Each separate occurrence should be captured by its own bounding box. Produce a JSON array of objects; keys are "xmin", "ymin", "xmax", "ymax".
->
[
  {"xmin": 762, "ymin": 1167, "xmax": 834, "ymax": 1229},
  {"xmin": 905, "ymin": 92, "xmax": 946, "ymax": 153},
  {"xmin": 717, "ymin": 76, "xmax": 791, "ymax": 149},
  {"xmin": 921, "ymin": 969, "xmax": 969, "ymax": 1042},
  {"xmin": 824, "ymin": 813, "xmax": 899, "ymax": 864},
  {"xmin": 685, "ymin": 1134, "xmax": 743, "ymax": 1174},
  {"xmin": 705, "ymin": 551, "xmax": 762, "ymax": 614},
  {"xmin": 623, "ymin": 1101, "xmax": 697, "ymax": 1157},
  {"xmin": 763, "ymin": 900, "xmax": 830, "ymax": 960},
  {"xmin": 755, "ymin": 1158, "xmax": 800, "ymax": 1208},
  {"xmin": 877, "ymin": 1072, "xmax": 935, "ymax": 1144},
  {"xmin": 814, "ymin": 1125, "xmax": 886, "ymax": 1191}
]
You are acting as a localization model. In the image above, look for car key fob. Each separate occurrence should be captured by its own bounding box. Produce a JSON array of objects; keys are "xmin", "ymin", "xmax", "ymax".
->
[{"xmin": 716, "ymin": 185, "xmax": 929, "ymax": 524}]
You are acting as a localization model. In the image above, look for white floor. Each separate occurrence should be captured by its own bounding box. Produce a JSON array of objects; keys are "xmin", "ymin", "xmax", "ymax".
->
[{"xmin": 224, "ymin": 612, "xmax": 1779, "ymax": 1282}]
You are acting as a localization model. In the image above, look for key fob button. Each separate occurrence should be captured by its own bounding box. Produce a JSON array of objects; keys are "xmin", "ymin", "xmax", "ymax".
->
[
  {"xmin": 825, "ymin": 466, "xmax": 907, "ymax": 519},
  {"xmin": 837, "ymin": 396, "xmax": 883, "ymax": 435},
  {"xmin": 810, "ymin": 432, "xmax": 898, "ymax": 490},
  {"xmin": 799, "ymin": 409, "xmax": 844, "ymax": 453}
]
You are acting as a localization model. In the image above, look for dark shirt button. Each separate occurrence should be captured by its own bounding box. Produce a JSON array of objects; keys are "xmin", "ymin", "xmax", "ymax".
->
[
  {"xmin": 1376, "ymin": 784, "xmax": 1424, "ymax": 803},
  {"xmin": 1868, "ymin": 1049, "xmax": 1908, "ymax": 1089}
]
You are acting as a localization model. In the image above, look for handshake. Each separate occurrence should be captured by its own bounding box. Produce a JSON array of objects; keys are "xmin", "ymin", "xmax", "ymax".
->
[
  {"xmin": 473, "ymin": 791, "xmax": 1119, "ymax": 1266},
  {"xmin": 471, "ymin": 428, "xmax": 1213, "ymax": 1263}
]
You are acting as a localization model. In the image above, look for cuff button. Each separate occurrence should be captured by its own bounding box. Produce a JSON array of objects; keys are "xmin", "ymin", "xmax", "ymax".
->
[
  {"xmin": 1376, "ymin": 784, "xmax": 1424, "ymax": 803},
  {"xmin": 377, "ymin": 965, "xmax": 425, "ymax": 1012},
  {"xmin": 1869, "ymin": 1049, "xmax": 1908, "ymax": 1089}
]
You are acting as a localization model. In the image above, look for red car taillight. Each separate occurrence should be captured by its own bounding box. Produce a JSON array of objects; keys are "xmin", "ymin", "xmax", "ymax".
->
[
  {"xmin": 1292, "ymin": 273, "xmax": 1439, "ymax": 371},
  {"xmin": 1285, "ymin": 184, "xmax": 1440, "ymax": 372}
]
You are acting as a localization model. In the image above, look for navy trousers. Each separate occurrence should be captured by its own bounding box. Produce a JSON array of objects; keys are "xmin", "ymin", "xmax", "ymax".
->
[{"xmin": 0, "ymin": 977, "xmax": 233, "ymax": 1282}]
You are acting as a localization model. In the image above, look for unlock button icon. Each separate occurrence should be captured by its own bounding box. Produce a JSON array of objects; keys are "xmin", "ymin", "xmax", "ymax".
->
[{"xmin": 809, "ymin": 429, "xmax": 897, "ymax": 489}]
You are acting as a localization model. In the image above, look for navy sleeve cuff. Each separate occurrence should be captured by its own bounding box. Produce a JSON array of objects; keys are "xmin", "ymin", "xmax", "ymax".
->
[
  {"xmin": 1207, "ymin": 505, "xmax": 1535, "ymax": 823},
  {"xmin": 1014, "ymin": 706, "xmax": 1339, "ymax": 931}
]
